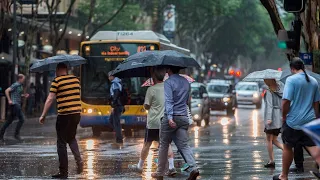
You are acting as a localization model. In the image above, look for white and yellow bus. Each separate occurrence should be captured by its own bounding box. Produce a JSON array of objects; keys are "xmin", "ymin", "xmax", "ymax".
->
[{"xmin": 79, "ymin": 31, "xmax": 190, "ymax": 136}]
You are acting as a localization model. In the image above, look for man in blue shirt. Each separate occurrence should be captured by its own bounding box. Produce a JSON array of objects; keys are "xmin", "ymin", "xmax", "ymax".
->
[
  {"xmin": 152, "ymin": 66, "xmax": 199, "ymax": 180},
  {"xmin": 274, "ymin": 58, "xmax": 320, "ymax": 180}
]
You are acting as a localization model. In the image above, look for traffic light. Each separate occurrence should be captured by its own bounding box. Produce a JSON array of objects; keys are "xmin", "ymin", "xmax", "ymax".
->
[
  {"xmin": 277, "ymin": 20, "xmax": 302, "ymax": 53},
  {"xmin": 283, "ymin": 0, "xmax": 305, "ymax": 13}
]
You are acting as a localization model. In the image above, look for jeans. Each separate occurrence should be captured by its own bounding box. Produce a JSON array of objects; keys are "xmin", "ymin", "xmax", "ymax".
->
[
  {"xmin": 294, "ymin": 144, "xmax": 304, "ymax": 168},
  {"xmin": 56, "ymin": 114, "xmax": 82, "ymax": 174},
  {"xmin": 0, "ymin": 104, "xmax": 25, "ymax": 137},
  {"xmin": 157, "ymin": 115, "xmax": 197, "ymax": 174},
  {"xmin": 109, "ymin": 106, "xmax": 124, "ymax": 142}
]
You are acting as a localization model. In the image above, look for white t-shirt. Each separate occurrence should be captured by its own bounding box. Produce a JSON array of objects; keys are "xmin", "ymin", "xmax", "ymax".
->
[{"xmin": 144, "ymin": 83, "xmax": 165, "ymax": 129}]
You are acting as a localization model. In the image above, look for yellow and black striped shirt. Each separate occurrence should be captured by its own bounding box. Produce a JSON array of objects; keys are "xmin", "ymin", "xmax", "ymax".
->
[{"xmin": 50, "ymin": 75, "xmax": 81, "ymax": 115}]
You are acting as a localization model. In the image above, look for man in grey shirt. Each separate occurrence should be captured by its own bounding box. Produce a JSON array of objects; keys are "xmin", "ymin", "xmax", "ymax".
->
[{"xmin": 152, "ymin": 66, "xmax": 199, "ymax": 180}]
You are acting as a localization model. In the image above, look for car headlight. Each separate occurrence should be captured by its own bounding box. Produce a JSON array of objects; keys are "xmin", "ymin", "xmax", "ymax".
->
[
  {"xmin": 223, "ymin": 97, "xmax": 231, "ymax": 102},
  {"xmin": 198, "ymin": 104, "xmax": 201, "ymax": 107},
  {"xmin": 253, "ymin": 92, "xmax": 259, "ymax": 98},
  {"xmin": 194, "ymin": 114, "xmax": 199, "ymax": 119}
]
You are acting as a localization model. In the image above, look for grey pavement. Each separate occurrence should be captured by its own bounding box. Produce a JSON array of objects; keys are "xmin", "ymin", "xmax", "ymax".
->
[{"xmin": 0, "ymin": 107, "xmax": 318, "ymax": 179}]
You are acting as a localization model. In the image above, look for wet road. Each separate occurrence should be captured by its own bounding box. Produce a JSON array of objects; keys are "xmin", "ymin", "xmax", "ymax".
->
[{"xmin": 0, "ymin": 106, "xmax": 318, "ymax": 179}]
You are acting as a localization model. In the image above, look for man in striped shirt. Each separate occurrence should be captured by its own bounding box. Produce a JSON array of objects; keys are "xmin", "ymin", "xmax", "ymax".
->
[{"xmin": 39, "ymin": 63, "xmax": 83, "ymax": 179}]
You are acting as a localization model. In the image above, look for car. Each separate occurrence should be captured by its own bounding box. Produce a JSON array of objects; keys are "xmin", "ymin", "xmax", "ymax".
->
[
  {"xmin": 207, "ymin": 80, "xmax": 237, "ymax": 116},
  {"xmin": 235, "ymin": 81, "xmax": 262, "ymax": 109},
  {"xmin": 190, "ymin": 83, "xmax": 210, "ymax": 126}
]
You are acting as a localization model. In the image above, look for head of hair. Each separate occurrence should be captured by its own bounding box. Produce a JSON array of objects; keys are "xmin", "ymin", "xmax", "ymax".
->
[
  {"xmin": 290, "ymin": 57, "xmax": 310, "ymax": 82},
  {"xmin": 153, "ymin": 66, "xmax": 166, "ymax": 81},
  {"xmin": 56, "ymin": 63, "xmax": 68, "ymax": 71},
  {"xmin": 168, "ymin": 66, "xmax": 180, "ymax": 74},
  {"xmin": 108, "ymin": 71, "xmax": 115, "ymax": 77},
  {"xmin": 17, "ymin": 74, "xmax": 25, "ymax": 81}
]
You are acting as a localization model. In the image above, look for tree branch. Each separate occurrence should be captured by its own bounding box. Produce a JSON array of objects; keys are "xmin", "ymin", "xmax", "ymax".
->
[
  {"xmin": 260, "ymin": 0, "xmax": 284, "ymax": 34},
  {"xmin": 81, "ymin": 0, "xmax": 96, "ymax": 41},
  {"xmin": 89, "ymin": 0, "xmax": 128, "ymax": 38}
]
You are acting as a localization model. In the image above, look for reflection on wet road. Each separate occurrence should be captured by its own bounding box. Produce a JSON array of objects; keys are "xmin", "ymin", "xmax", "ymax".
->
[{"xmin": 0, "ymin": 106, "xmax": 317, "ymax": 179}]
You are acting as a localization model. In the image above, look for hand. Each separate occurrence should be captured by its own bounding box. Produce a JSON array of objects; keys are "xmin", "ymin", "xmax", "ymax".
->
[
  {"xmin": 111, "ymin": 108, "xmax": 114, "ymax": 113},
  {"xmin": 168, "ymin": 119, "xmax": 176, "ymax": 128},
  {"xmin": 282, "ymin": 117, "xmax": 286, "ymax": 123},
  {"xmin": 8, "ymin": 100, "xmax": 13, "ymax": 105},
  {"xmin": 267, "ymin": 120, "xmax": 272, "ymax": 125},
  {"xmin": 24, "ymin": 93, "xmax": 30, "ymax": 98},
  {"xmin": 39, "ymin": 116, "xmax": 45, "ymax": 124}
]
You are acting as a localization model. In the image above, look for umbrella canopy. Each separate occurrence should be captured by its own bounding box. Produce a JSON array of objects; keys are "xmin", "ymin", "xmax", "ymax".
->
[
  {"xmin": 112, "ymin": 50, "xmax": 200, "ymax": 78},
  {"xmin": 280, "ymin": 68, "xmax": 320, "ymax": 84},
  {"xmin": 302, "ymin": 119, "xmax": 320, "ymax": 147},
  {"xmin": 30, "ymin": 55, "xmax": 86, "ymax": 73},
  {"xmin": 242, "ymin": 69, "xmax": 282, "ymax": 82},
  {"xmin": 141, "ymin": 73, "xmax": 195, "ymax": 87}
]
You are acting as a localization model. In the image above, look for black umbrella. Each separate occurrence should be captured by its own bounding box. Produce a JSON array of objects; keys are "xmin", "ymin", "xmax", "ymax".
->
[
  {"xmin": 280, "ymin": 68, "xmax": 320, "ymax": 85},
  {"xmin": 112, "ymin": 50, "xmax": 200, "ymax": 78}
]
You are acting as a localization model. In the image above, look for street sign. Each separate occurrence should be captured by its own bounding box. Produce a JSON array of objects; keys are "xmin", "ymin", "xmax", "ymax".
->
[
  {"xmin": 163, "ymin": 4, "xmax": 175, "ymax": 39},
  {"xmin": 18, "ymin": 0, "xmax": 38, "ymax": 4},
  {"xmin": 299, "ymin": 52, "xmax": 313, "ymax": 65}
]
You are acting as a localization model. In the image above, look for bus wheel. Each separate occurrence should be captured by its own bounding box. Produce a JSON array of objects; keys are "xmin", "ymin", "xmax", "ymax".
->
[{"xmin": 92, "ymin": 127, "xmax": 102, "ymax": 137}]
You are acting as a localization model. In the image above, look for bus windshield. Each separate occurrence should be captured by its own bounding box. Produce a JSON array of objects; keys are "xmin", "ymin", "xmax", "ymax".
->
[{"xmin": 81, "ymin": 43, "xmax": 159, "ymax": 105}]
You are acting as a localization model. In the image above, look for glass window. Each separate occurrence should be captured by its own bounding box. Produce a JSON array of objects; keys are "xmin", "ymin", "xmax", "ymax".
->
[
  {"xmin": 207, "ymin": 85, "xmax": 229, "ymax": 94},
  {"xmin": 236, "ymin": 84, "xmax": 258, "ymax": 91}
]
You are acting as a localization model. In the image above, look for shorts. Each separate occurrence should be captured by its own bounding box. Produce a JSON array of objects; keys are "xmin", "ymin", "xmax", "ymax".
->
[
  {"xmin": 144, "ymin": 129, "xmax": 160, "ymax": 142},
  {"xmin": 264, "ymin": 128, "xmax": 281, "ymax": 136},
  {"xmin": 281, "ymin": 122, "xmax": 315, "ymax": 148}
]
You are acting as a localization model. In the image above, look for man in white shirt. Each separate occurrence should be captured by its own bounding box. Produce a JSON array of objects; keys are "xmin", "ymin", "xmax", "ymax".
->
[{"xmin": 129, "ymin": 66, "xmax": 176, "ymax": 176}]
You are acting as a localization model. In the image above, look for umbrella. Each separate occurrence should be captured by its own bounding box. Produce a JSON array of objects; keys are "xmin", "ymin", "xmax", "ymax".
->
[
  {"xmin": 280, "ymin": 68, "xmax": 320, "ymax": 84},
  {"xmin": 302, "ymin": 119, "xmax": 320, "ymax": 147},
  {"xmin": 112, "ymin": 50, "xmax": 200, "ymax": 78},
  {"xmin": 242, "ymin": 69, "xmax": 282, "ymax": 82},
  {"xmin": 141, "ymin": 73, "xmax": 195, "ymax": 87},
  {"xmin": 30, "ymin": 55, "xmax": 86, "ymax": 73}
]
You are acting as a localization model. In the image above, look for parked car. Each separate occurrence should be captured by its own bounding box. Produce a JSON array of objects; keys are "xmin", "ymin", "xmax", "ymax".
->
[
  {"xmin": 235, "ymin": 81, "xmax": 262, "ymax": 109},
  {"xmin": 190, "ymin": 83, "xmax": 210, "ymax": 126},
  {"xmin": 207, "ymin": 80, "xmax": 237, "ymax": 116}
]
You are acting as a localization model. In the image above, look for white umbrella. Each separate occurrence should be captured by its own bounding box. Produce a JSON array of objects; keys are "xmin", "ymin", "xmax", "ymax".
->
[{"xmin": 242, "ymin": 69, "xmax": 282, "ymax": 82}]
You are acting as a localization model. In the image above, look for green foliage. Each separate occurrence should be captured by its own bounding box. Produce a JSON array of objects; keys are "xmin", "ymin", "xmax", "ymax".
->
[{"xmin": 78, "ymin": 0, "xmax": 145, "ymax": 33}]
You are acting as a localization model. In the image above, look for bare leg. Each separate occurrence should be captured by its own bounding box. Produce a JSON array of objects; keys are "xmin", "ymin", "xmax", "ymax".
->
[
  {"xmin": 272, "ymin": 135, "xmax": 283, "ymax": 150},
  {"xmin": 305, "ymin": 146, "xmax": 320, "ymax": 165},
  {"xmin": 168, "ymin": 144, "xmax": 174, "ymax": 159},
  {"xmin": 266, "ymin": 134, "xmax": 274, "ymax": 163},
  {"xmin": 140, "ymin": 142, "xmax": 153, "ymax": 161},
  {"xmin": 279, "ymin": 144, "xmax": 293, "ymax": 180}
]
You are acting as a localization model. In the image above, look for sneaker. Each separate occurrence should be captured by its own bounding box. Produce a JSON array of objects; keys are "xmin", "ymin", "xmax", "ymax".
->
[
  {"xmin": 76, "ymin": 162, "xmax": 84, "ymax": 174},
  {"xmin": 187, "ymin": 169, "xmax": 200, "ymax": 180},
  {"xmin": 51, "ymin": 172, "xmax": 68, "ymax": 179},
  {"xmin": 128, "ymin": 164, "xmax": 143, "ymax": 173},
  {"xmin": 289, "ymin": 167, "xmax": 304, "ymax": 173},
  {"xmin": 264, "ymin": 162, "xmax": 275, "ymax": 168},
  {"xmin": 165, "ymin": 168, "xmax": 177, "ymax": 177},
  {"xmin": 151, "ymin": 172, "xmax": 163, "ymax": 180},
  {"xmin": 181, "ymin": 163, "xmax": 191, "ymax": 172},
  {"xmin": 14, "ymin": 135, "xmax": 22, "ymax": 141},
  {"xmin": 311, "ymin": 171, "xmax": 320, "ymax": 180},
  {"xmin": 116, "ymin": 140, "xmax": 123, "ymax": 144}
]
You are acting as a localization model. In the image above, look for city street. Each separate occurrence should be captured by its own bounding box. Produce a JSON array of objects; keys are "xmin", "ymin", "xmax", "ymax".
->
[{"xmin": 0, "ymin": 106, "xmax": 318, "ymax": 180}]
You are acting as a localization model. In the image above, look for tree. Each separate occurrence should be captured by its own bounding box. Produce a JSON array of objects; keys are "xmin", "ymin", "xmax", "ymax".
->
[
  {"xmin": 0, "ymin": 0, "xmax": 10, "ymax": 41},
  {"xmin": 78, "ymin": 0, "xmax": 145, "ymax": 40}
]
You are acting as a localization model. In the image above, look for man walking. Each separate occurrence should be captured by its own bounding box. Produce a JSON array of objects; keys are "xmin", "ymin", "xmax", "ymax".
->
[
  {"xmin": 39, "ymin": 63, "xmax": 83, "ymax": 179},
  {"xmin": 108, "ymin": 72, "xmax": 124, "ymax": 143},
  {"xmin": 129, "ymin": 66, "xmax": 177, "ymax": 176},
  {"xmin": 0, "ymin": 74, "xmax": 29, "ymax": 141},
  {"xmin": 274, "ymin": 58, "xmax": 320, "ymax": 180},
  {"xmin": 152, "ymin": 66, "xmax": 199, "ymax": 180}
]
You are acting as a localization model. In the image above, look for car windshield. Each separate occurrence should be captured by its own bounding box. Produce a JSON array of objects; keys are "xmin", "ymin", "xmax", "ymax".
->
[
  {"xmin": 207, "ymin": 85, "xmax": 229, "ymax": 94},
  {"xmin": 191, "ymin": 87, "xmax": 201, "ymax": 99},
  {"xmin": 236, "ymin": 84, "xmax": 258, "ymax": 91}
]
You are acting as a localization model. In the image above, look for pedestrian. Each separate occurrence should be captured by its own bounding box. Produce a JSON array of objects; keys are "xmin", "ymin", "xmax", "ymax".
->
[
  {"xmin": 108, "ymin": 72, "xmax": 124, "ymax": 143},
  {"xmin": 152, "ymin": 66, "xmax": 199, "ymax": 180},
  {"xmin": 273, "ymin": 58, "xmax": 320, "ymax": 180},
  {"xmin": 39, "ymin": 63, "xmax": 83, "ymax": 179},
  {"xmin": 128, "ymin": 66, "xmax": 177, "ymax": 176},
  {"xmin": 0, "ymin": 74, "xmax": 29, "ymax": 142},
  {"xmin": 27, "ymin": 83, "xmax": 36, "ymax": 115},
  {"xmin": 263, "ymin": 79, "xmax": 283, "ymax": 168}
]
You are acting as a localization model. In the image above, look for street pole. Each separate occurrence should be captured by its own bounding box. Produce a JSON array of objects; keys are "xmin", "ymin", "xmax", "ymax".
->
[{"xmin": 11, "ymin": 0, "xmax": 18, "ymax": 83}]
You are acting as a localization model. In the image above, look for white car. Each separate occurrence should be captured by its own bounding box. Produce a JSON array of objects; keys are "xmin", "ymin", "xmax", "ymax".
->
[
  {"xmin": 190, "ymin": 83, "xmax": 210, "ymax": 126},
  {"xmin": 235, "ymin": 82, "xmax": 262, "ymax": 109}
]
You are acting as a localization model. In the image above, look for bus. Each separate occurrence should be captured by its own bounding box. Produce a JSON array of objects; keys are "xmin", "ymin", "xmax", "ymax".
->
[{"xmin": 79, "ymin": 31, "xmax": 190, "ymax": 136}]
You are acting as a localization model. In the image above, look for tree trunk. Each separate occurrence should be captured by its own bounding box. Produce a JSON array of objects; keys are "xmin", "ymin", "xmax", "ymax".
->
[{"xmin": 259, "ymin": 0, "xmax": 284, "ymax": 34}]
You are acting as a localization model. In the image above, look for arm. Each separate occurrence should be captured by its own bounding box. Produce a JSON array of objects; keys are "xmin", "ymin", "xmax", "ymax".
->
[
  {"xmin": 41, "ymin": 93, "xmax": 56, "ymax": 117},
  {"xmin": 144, "ymin": 87, "xmax": 152, "ymax": 110},
  {"xmin": 164, "ymin": 81, "xmax": 174, "ymax": 121},
  {"xmin": 313, "ymin": 102, "xmax": 320, "ymax": 118},
  {"xmin": 313, "ymin": 84, "xmax": 320, "ymax": 119},
  {"xmin": 265, "ymin": 91, "xmax": 273, "ymax": 123},
  {"xmin": 5, "ymin": 87, "xmax": 12, "ymax": 104},
  {"xmin": 282, "ymin": 99, "xmax": 291, "ymax": 122},
  {"xmin": 111, "ymin": 89, "xmax": 121, "ymax": 108}
]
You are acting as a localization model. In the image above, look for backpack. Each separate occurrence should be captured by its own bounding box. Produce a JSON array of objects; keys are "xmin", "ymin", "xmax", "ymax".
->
[{"xmin": 119, "ymin": 83, "xmax": 128, "ymax": 106}]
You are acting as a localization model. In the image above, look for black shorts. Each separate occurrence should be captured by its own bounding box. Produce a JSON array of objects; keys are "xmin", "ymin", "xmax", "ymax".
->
[
  {"xmin": 144, "ymin": 129, "xmax": 160, "ymax": 142},
  {"xmin": 264, "ymin": 128, "xmax": 281, "ymax": 136},
  {"xmin": 281, "ymin": 122, "xmax": 315, "ymax": 148}
]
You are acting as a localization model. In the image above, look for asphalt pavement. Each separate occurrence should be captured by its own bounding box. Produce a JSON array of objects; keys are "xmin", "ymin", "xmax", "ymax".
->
[{"xmin": 0, "ymin": 106, "xmax": 318, "ymax": 180}]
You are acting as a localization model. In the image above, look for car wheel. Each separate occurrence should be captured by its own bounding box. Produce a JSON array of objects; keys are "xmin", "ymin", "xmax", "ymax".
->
[
  {"xmin": 256, "ymin": 102, "xmax": 262, "ymax": 109},
  {"xmin": 92, "ymin": 126, "xmax": 102, "ymax": 137},
  {"xmin": 196, "ymin": 120, "xmax": 201, "ymax": 126},
  {"xmin": 226, "ymin": 107, "xmax": 234, "ymax": 116}
]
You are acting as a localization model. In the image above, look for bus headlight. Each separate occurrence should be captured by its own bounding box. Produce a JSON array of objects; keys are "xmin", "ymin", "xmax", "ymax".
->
[{"xmin": 87, "ymin": 108, "xmax": 93, "ymax": 114}]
